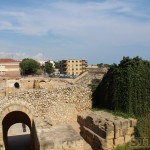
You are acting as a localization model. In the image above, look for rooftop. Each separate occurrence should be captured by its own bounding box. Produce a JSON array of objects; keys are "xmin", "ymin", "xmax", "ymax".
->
[{"xmin": 0, "ymin": 58, "xmax": 19, "ymax": 63}]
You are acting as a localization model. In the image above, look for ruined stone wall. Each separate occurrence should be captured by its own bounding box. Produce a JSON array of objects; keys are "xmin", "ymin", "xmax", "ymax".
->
[
  {"xmin": 74, "ymin": 71, "xmax": 104, "ymax": 85},
  {"xmin": 0, "ymin": 85, "xmax": 92, "ymax": 124},
  {"xmin": 78, "ymin": 111, "xmax": 137, "ymax": 150},
  {"xmin": 0, "ymin": 76, "xmax": 137, "ymax": 150},
  {"xmin": 0, "ymin": 78, "xmax": 73, "ymax": 96},
  {"xmin": 0, "ymin": 69, "xmax": 105, "ymax": 96}
]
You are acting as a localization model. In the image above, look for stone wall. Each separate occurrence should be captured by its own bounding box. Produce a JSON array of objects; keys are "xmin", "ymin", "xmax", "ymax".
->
[
  {"xmin": 0, "ymin": 78, "xmax": 73, "ymax": 96},
  {"xmin": 74, "ymin": 71, "xmax": 105, "ymax": 85},
  {"xmin": 0, "ymin": 75, "xmax": 137, "ymax": 150},
  {"xmin": 0, "ymin": 85, "xmax": 92, "ymax": 124},
  {"xmin": 78, "ymin": 111, "xmax": 137, "ymax": 150},
  {"xmin": 0, "ymin": 83, "xmax": 92, "ymax": 150},
  {"xmin": 0, "ymin": 68, "xmax": 106, "ymax": 96}
]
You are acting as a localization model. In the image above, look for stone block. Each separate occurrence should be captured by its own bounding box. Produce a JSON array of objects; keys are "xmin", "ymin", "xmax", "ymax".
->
[
  {"xmin": 114, "ymin": 136, "xmax": 124, "ymax": 145},
  {"xmin": 2, "ymin": 108, "xmax": 10, "ymax": 117},
  {"xmin": 119, "ymin": 129, "xmax": 127, "ymax": 136},
  {"xmin": 102, "ymin": 139, "xmax": 114, "ymax": 150},
  {"xmin": 130, "ymin": 119, "xmax": 137, "ymax": 127},
  {"xmin": 106, "ymin": 131, "xmax": 114, "ymax": 140},
  {"xmin": 124, "ymin": 135, "xmax": 131, "ymax": 143},
  {"xmin": 126, "ymin": 127, "xmax": 134, "ymax": 135},
  {"xmin": 114, "ymin": 129, "xmax": 120, "ymax": 139}
]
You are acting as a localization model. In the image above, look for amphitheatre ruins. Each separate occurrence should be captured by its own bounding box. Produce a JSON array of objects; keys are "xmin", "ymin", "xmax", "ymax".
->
[{"xmin": 0, "ymin": 70, "xmax": 136, "ymax": 150}]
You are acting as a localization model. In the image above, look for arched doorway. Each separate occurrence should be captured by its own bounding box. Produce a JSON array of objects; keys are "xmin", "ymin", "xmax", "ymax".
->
[{"xmin": 2, "ymin": 111, "xmax": 33, "ymax": 150}]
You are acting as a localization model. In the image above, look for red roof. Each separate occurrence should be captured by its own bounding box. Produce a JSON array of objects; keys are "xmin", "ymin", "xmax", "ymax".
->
[{"xmin": 0, "ymin": 58, "xmax": 19, "ymax": 63}]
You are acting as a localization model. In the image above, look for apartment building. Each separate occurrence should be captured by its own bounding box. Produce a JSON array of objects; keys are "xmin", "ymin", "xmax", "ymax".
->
[
  {"xmin": 59, "ymin": 59, "xmax": 87, "ymax": 76},
  {"xmin": 0, "ymin": 59, "xmax": 20, "ymax": 77}
]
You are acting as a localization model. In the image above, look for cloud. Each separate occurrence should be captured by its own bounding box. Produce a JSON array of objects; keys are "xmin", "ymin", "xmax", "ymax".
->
[
  {"xmin": 0, "ymin": 0, "xmax": 150, "ymax": 64},
  {"xmin": 0, "ymin": 52, "xmax": 44, "ymax": 61},
  {"xmin": 0, "ymin": 0, "xmax": 150, "ymax": 35},
  {"xmin": 32, "ymin": 52, "xmax": 44, "ymax": 61}
]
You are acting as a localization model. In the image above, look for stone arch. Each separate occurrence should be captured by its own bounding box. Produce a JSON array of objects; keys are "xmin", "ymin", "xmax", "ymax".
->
[
  {"xmin": 0, "ymin": 104, "xmax": 37, "ymax": 150},
  {"xmin": 39, "ymin": 80, "xmax": 46, "ymax": 83},
  {"xmin": 0, "ymin": 104, "xmax": 33, "ymax": 122}
]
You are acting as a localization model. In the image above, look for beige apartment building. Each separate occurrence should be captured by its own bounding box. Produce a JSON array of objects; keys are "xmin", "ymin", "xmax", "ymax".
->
[
  {"xmin": 0, "ymin": 59, "xmax": 20, "ymax": 77},
  {"xmin": 60, "ymin": 59, "xmax": 87, "ymax": 76}
]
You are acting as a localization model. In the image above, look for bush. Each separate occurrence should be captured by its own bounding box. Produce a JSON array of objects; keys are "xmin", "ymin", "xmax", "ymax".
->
[{"xmin": 92, "ymin": 56, "xmax": 150, "ymax": 117}]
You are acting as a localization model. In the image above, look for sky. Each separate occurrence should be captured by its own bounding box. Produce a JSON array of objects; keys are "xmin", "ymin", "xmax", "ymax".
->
[{"xmin": 0, "ymin": 0, "xmax": 150, "ymax": 64}]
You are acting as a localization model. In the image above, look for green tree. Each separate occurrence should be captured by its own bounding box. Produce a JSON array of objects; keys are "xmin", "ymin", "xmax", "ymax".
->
[
  {"xmin": 20, "ymin": 58, "xmax": 40, "ymax": 75},
  {"xmin": 45, "ymin": 62, "xmax": 54, "ymax": 74},
  {"xmin": 36, "ymin": 69, "xmax": 43, "ymax": 75},
  {"xmin": 54, "ymin": 61, "xmax": 60, "ymax": 69},
  {"xmin": 93, "ymin": 56, "xmax": 150, "ymax": 117},
  {"xmin": 97, "ymin": 63, "xmax": 110, "ymax": 68}
]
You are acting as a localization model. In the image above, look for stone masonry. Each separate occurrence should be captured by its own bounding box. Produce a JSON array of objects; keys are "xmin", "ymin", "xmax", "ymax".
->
[
  {"xmin": 78, "ymin": 111, "xmax": 137, "ymax": 150},
  {"xmin": 0, "ymin": 71, "xmax": 137, "ymax": 150}
]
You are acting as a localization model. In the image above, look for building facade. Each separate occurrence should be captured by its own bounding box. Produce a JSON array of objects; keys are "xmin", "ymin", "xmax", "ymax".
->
[
  {"xmin": 0, "ymin": 59, "xmax": 20, "ymax": 77},
  {"xmin": 59, "ymin": 59, "xmax": 87, "ymax": 76}
]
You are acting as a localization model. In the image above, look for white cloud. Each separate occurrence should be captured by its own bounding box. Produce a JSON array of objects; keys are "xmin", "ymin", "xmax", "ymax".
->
[
  {"xmin": 0, "ymin": 21, "xmax": 13, "ymax": 29},
  {"xmin": 32, "ymin": 52, "xmax": 44, "ymax": 61},
  {"xmin": 0, "ymin": 51, "xmax": 45, "ymax": 61},
  {"xmin": 0, "ymin": 1, "xmax": 150, "ymax": 64},
  {"xmin": 0, "ymin": 0, "xmax": 149, "ymax": 35}
]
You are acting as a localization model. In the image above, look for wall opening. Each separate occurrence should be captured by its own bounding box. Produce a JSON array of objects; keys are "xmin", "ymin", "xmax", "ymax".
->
[
  {"xmin": 2, "ymin": 111, "xmax": 35, "ymax": 150},
  {"xmin": 7, "ymin": 123, "xmax": 31, "ymax": 150},
  {"xmin": 14, "ymin": 82, "xmax": 20, "ymax": 89}
]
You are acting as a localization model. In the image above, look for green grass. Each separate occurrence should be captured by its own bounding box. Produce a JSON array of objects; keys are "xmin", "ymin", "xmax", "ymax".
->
[
  {"xmin": 115, "ymin": 142, "xmax": 150, "ymax": 150},
  {"xmin": 92, "ymin": 108, "xmax": 135, "ymax": 119},
  {"xmin": 115, "ymin": 142, "xmax": 134, "ymax": 150},
  {"xmin": 135, "ymin": 114, "xmax": 150, "ymax": 137}
]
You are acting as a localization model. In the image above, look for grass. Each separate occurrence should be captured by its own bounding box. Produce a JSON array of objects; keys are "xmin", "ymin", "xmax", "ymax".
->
[
  {"xmin": 115, "ymin": 142, "xmax": 150, "ymax": 150},
  {"xmin": 115, "ymin": 142, "xmax": 134, "ymax": 150},
  {"xmin": 134, "ymin": 113, "xmax": 150, "ymax": 137},
  {"xmin": 92, "ymin": 107, "xmax": 135, "ymax": 119}
]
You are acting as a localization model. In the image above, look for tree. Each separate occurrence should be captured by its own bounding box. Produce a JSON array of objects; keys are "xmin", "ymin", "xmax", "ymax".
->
[
  {"xmin": 45, "ymin": 62, "xmax": 54, "ymax": 74},
  {"xmin": 97, "ymin": 63, "xmax": 110, "ymax": 68},
  {"xmin": 54, "ymin": 61, "xmax": 60, "ymax": 69},
  {"xmin": 36, "ymin": 69, "xmax": 43, "ymax": 75},
  {"xmin": 20, "ymin": 58, "xmax": 40, "ymax": 75},
  {"xmin": 93, "ymin": 56, "xmax": 150, "ymax": 117}
]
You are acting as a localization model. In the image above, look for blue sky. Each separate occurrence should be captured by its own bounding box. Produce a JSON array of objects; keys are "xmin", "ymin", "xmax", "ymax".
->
[{"xmin": 0, "ymin": 0, "xmax": 150, "ymax": 64}]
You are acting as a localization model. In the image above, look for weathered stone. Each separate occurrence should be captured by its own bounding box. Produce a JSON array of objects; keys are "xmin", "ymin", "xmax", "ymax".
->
[
  {"xmin": 38, "ymin": 124, "xmax": 83, "ymax": 150},
  {"xmin": 78, "ymin": 111, "xmax": 136, "ymax": 150},
  {"xmin": 114, "ymin": 137, "xmax": 124, "ymax": 145},
  {"xmin": 106, "ymin": 131, "xmax": 114, "ymax": 140},
  {"xmin": 130, "ymin": 118, "xmax": 137, "ymax": 127},
  {"xmin": 0, "ymin": 76, "xmax": 136, "ymax": 150},
  {"xmin": 126, "ymin": 127, "xmax": 134, "ymax": 135},
  {"xmin": 124, "ymin": 135, "xmax": 131, "ymax": 143}
]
